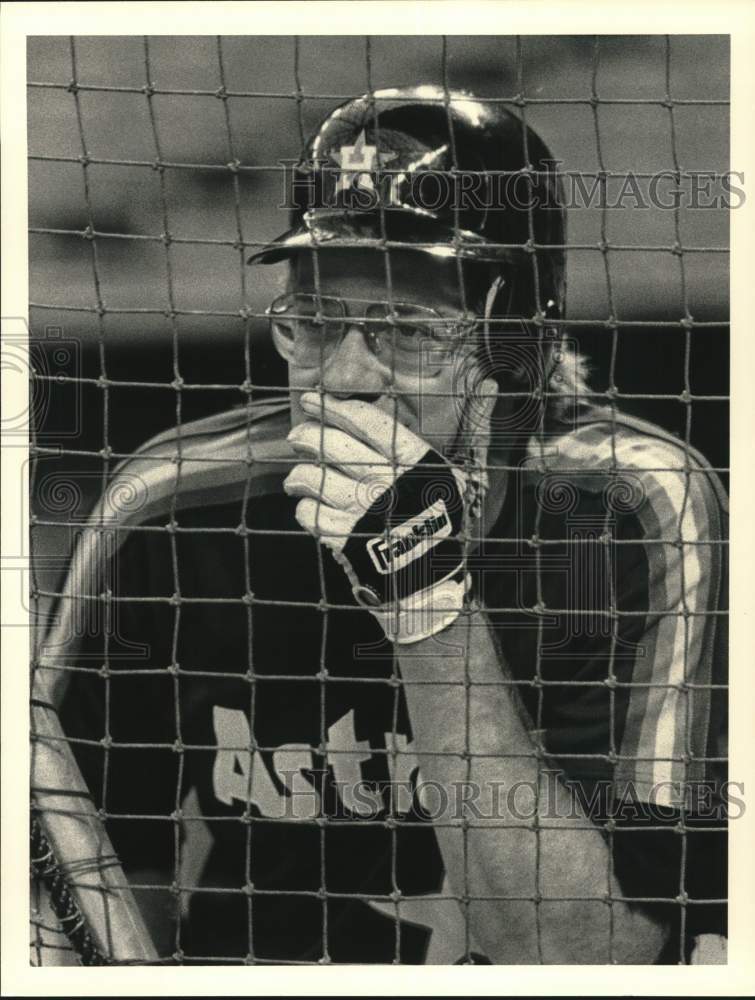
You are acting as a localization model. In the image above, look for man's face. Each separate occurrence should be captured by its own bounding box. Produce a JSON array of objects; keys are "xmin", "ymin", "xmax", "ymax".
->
[{"xmin": 280, "ymin": 249, "xmax": 485, "ymax": 454}]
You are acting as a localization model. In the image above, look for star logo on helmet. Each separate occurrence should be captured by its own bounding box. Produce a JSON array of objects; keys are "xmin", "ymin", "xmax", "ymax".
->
[{"xmin": 331, "ymin": 130, "xmax": 397, "ymax": 196}]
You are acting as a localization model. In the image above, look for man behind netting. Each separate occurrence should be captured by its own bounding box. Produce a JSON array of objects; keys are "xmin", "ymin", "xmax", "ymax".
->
[{"xmin": 62, "ymin": 87, "xmax": 728, "ymax": 964}]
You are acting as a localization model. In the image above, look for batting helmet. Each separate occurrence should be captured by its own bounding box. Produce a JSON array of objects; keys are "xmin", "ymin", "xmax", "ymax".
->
[{"xmin": 249, "ymin": 85, "xmax": 566, "ymax": 327}]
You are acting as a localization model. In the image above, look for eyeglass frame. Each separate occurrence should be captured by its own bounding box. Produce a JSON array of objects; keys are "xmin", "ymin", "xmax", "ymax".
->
[{"xmin": 265, "ymin": 292, "xmax": 482, "ymax": 374}]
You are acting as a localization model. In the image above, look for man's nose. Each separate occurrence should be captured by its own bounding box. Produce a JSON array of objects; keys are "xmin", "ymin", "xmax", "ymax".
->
[{"xmin": 321, "ymin": 325, "xmax": 384, "ymax": 400}]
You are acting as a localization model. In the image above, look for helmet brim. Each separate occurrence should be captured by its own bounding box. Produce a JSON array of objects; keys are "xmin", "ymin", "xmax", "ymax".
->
[{"xmin": 247, "ymin": 209, "xmax": 519, "ymax": 266}]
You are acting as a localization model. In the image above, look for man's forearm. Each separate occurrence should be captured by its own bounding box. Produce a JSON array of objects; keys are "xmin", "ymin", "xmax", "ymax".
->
[{"xmin": 397, "ymin": 606, "xmax": 668, "ymax": 964}]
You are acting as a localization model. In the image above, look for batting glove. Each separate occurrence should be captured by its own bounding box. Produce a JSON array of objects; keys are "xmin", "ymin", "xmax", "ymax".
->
[{"xmin": 284, "ymin": 392, "xmax": 489, "ymax": 644}]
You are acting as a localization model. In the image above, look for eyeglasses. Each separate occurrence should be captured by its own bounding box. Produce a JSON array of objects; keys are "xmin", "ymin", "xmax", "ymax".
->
[{"xmin": 266, "ymin": 293, "xmax": 477, "ymax": 376}]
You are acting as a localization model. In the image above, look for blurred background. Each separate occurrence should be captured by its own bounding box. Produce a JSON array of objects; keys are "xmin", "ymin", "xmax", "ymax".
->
[{"xmin": 27, "ymin": 34, "xmax": 730, "ymax": 562}]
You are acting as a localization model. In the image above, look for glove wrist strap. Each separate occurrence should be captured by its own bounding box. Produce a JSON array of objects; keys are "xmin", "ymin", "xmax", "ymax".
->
[{"xmin": 359, "ymin": 572, "xmax": 471, "ymax": 645}]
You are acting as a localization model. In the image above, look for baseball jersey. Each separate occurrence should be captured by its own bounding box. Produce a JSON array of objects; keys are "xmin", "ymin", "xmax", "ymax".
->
[{"xmin": 61, "ymin": 404, "xmax": 727, "ymax": 964}]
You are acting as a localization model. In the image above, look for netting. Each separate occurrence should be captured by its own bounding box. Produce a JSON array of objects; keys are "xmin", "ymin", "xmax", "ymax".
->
[{"xmin": 28, "ymin": 35, "xmax": 729, "ymax": 966}]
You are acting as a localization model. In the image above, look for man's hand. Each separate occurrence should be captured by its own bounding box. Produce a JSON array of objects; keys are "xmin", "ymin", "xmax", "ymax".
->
[{"xmin": 284, "ymin": 392, "xmax": 492, "ymax": 643}]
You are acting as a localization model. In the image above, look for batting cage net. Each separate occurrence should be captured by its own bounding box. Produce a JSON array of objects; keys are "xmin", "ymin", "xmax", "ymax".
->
[{"xmin": 28, "ymin": 35, "xmax": 729, "ymax": 966}]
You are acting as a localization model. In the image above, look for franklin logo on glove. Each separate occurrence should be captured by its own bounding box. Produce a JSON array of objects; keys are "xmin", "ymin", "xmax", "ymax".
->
[{"xmin": 367, "ymin": 500, "xmax": 452, "ymax": 575}]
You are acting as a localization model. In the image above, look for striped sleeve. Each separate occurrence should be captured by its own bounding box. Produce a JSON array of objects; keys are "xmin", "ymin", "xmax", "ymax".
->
[
  {"xmin": 533, "ymin": 420, "xmax": 727, "ymax": 807},
  {"xmin": 610, "ymin": 432, "xmax": 726, "ymax": 805}
]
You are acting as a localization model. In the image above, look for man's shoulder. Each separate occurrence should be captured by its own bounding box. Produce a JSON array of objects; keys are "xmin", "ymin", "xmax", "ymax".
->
[
  {"xmin": 102, "ymin": 396, "xmax": 295, "ymax": 558},
  {"xmin": 522, "ymin": 406, "xmax": 727, "ymax": 539},
  {"xmin": 88, "ymin": 397, "xmax": 298, "ymax": 597},
  {"xmin": 116, "ymin": 394, "xmax": 293, "ymax": 524}
]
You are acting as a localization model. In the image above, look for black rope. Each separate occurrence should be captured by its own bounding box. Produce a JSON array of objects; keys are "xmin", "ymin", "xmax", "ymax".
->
[{"xmin": 30, "ymin": 815, "xmax": 108, "ymax": 966}]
